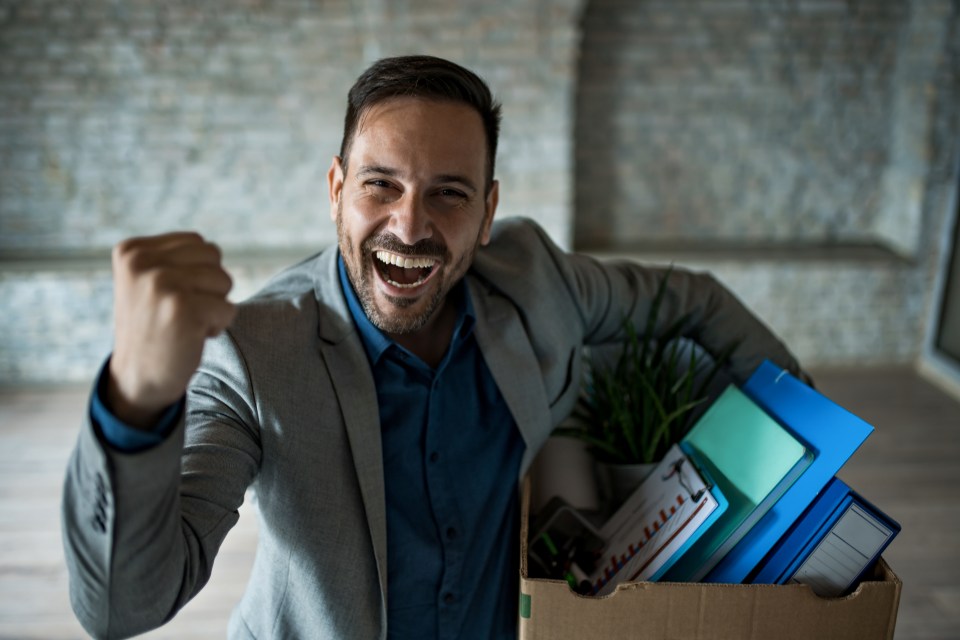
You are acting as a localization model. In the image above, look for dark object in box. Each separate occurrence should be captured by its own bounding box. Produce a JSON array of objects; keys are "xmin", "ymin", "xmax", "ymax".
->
[{"xmin": 518, "ymin": 477, "xmax": 901, "ymax": 640}]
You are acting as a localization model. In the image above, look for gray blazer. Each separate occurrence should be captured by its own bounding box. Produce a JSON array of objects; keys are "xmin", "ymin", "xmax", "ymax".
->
[{"xmin": 62, "ymin": 218, "xmax": 801, "ymax": 639}]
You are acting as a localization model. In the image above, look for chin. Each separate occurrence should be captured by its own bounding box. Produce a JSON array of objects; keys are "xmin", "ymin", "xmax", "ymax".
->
[{"xmin": 367, "ymin": 286, "xmax": 444, "ymax": 335}]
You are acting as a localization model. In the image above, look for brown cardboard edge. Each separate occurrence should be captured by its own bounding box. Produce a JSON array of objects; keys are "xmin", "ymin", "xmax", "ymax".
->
[{"xmin": 518, "ymin": 476, "xmax": 902, "ymax": 638}]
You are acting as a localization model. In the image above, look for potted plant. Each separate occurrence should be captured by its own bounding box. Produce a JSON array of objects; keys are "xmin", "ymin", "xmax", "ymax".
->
[{"xmin": 554, "ymin": 267, "xmax": 738, "ymax": 509}]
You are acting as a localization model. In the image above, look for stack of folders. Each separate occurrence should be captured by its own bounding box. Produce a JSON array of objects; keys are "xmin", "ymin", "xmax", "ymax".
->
[
  {"xmin": 704, "ymin": 361, "xmax": 880, "ymax": 584},
  {"xmin": 660, "ymin": 384, "xmax": 813, "ymax": 583},
  {"xmin": 749, "ymin": 476, "xmax": 901, "ymax": 596},
  {"xmin": 591, "ymin": 361, "xmax": 899, "ymax": 595}
]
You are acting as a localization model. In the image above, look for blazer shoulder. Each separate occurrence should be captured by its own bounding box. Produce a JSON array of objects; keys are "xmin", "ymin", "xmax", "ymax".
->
[
  {"xmin": 229, "ymin": 245, "xmax": 348, "ymax": 348},
  {"xmin": 244, "ymin": 251, "xmax": 325, "ymax": 306},
  {"xmin": 485, "ymin": 216, "xmax": 555, "ymax": 252},
  {"xmin": 474, "ymin": 217, "xmax": 569, "ymax": 285}
]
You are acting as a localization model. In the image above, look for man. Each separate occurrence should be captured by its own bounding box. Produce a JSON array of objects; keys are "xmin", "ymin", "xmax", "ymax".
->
[{"xmin": 62, "ymin": 56, "xmax": 804, "ymax": 639}]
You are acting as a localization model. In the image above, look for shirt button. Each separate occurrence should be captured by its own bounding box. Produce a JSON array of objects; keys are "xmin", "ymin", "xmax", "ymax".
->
[
  {"xmin": 429, "ymin": 452, "xmax": 440, "ymax": 463},
  {"xmin": 443, "ymin": 592, "xmax": 455, "ymax": 605},
  {"xmin": 446, "ymin": 526, "xmax": 458, "ymax": 540}
]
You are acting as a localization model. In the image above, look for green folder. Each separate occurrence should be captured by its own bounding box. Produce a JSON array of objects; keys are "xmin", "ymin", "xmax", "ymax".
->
[{"xmin": 662, "ymin": 385, "xmax": 812, "ymax": 583}]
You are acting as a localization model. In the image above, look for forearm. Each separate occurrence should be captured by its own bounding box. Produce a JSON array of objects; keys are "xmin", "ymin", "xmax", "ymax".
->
[
  {"xmin": 563, "ymin": 251, "xmax": 803, "ymax": 384},
  {"xmin": 654, "ymin": 266, "xmax": 803, "ymax": 383},
  {"xmin": 62, "ymin": 413, "xmax": 192, "ymax": 639},
  {"xmin": 62, "ymin": 333, "xmax": 260, "ymax": 639}
]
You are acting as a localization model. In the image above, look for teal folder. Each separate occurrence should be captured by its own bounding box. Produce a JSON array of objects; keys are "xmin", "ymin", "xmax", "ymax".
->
[{"xmin": 662, "ymin": 385, "xmax": 812, "ymax": 582}]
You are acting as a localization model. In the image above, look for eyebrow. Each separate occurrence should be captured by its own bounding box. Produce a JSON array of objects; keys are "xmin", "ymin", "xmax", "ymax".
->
[{"xmin": 355, "ymin": 165, "xmax": 478, "ymax": 195}]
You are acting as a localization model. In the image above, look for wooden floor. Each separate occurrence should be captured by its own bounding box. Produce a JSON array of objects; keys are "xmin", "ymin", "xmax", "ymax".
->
[{"xmin": 0, "ymin": 368, "xmax": 958, "ymax": 639}]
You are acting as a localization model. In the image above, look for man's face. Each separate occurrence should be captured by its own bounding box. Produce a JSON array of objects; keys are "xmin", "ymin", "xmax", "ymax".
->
[{"xmin": 328, "ymin": 97, "xmax": 499, "ymax": 336}]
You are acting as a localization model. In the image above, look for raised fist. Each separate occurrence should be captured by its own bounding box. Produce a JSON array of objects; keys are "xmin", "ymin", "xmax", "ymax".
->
[{"xmin": 107, "ymin": 232, "xmax": 237, "ymax": 429}]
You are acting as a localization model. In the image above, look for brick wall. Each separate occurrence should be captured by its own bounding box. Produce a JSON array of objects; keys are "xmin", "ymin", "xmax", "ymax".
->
[
  {"xmin": 0, "ymin": 0, "xmax": 581, "ymax": 254},
  {"xmin": 0, "ymin": 0, "xmax": 957, "ymax": 384},
  {"xmin": 571, "ymin": 0, "xmax": 958, "ymax": 375},
  {"xmin": 574, "ymin": 0, "xmax": 930, "ymax": 250}
]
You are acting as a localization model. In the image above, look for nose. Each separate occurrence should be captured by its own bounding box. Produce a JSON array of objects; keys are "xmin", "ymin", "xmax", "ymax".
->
[{"xmin": 388, "ymin": 192, "xmax": 432, "ymax": 246}]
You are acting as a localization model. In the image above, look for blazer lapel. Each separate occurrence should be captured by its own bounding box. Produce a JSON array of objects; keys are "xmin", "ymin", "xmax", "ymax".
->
[
  {"xmin": 312, "ymin": 248, "xmax": 388, "ymax": 615},
  {"xmin": 468, "ymin": 277, "xmax": 552, "ymax": 478}
]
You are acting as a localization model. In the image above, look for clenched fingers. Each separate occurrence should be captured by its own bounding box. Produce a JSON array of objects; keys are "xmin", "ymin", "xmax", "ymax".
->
[{"xmin": 113, "ymin": 232, "xmax": 225, "ymax": 273}]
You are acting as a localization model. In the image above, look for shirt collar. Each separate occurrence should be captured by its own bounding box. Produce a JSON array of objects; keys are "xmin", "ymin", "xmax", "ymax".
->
[{"xmin": 337, "ymin": 252, "xmax": 476, "ymax": 367}]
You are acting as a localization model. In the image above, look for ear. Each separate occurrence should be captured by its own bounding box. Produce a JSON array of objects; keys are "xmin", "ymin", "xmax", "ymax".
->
[
  {"xmin": 328, "ymin": 156, "xmax": 345, "ymax": 222},
  {"xmin": 479, "ymin": 179, "xmax": 499, "ymax": 246}
]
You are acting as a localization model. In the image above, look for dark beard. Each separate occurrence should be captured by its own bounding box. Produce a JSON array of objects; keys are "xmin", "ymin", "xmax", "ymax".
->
[{"xmin": 337, "ymin": 205, "xmax": 467, "ymax": 335}]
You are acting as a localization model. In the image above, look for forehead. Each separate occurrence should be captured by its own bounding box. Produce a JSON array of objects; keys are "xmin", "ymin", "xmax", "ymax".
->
[{"xmin": 348, "ymin": 97, "xmax": 487, "ymax": 177}]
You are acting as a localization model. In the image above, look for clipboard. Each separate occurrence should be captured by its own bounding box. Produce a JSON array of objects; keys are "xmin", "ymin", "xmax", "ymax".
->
[{"xmin": 589, "ymin": 444, "xmax": 726, "ymax": 594}]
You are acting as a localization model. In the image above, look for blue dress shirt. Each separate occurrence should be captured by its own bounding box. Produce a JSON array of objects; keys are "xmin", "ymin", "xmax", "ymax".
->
[
  {"xmin": 90, "ymin": 358, "xmax": 182, "ymax": 452},
  {"xmin": 338, "ymin": 257, "xmax": 524, "ymax": 640}
]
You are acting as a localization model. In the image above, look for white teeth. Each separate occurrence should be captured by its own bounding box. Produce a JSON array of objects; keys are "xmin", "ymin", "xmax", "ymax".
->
[
  {"xmin": 387, "ymin": 277, "xmax": 427, "ymax": 289},
  {"xmin": 373, "ymin": 250, "xmax": 438, "ymax": 289},
  {"xmin": 374, "ymin": 251, "xmax": 437, "ymax": 269}
]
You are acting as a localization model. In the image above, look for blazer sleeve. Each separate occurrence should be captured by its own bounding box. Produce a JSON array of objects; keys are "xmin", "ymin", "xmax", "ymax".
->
[
  {"xmin": 491, "ymin": 218, "xmax": 806, "ymax": 385},
  {"xmin": 570, "ymin": 256, "xmax": 804, "ymax": 384},
  {"xmin": 61, "ymin": 330, "xmax": 261, "ymax": 639}
]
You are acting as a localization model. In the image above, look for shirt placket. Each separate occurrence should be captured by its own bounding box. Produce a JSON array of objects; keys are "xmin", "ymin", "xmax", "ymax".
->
[{"xmin": 423, "ymin": 364, "xmax": 466, "ymax": 639}]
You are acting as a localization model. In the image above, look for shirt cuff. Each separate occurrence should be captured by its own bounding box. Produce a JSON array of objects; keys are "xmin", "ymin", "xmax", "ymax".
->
[{"xmin": 90, "ymin": 357, "xmax": 183, "ymax": 453}]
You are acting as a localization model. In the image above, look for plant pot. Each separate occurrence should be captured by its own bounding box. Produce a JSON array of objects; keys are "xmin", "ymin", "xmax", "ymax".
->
[{"xmin": 596, "ymin": 461, "xmax": 658, "ymax": 513}]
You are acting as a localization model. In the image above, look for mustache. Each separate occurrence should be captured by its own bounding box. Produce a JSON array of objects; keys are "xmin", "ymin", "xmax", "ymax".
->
[{"xmin": 362, "ymin": 232, "xmax": 447, "ymax": 258}]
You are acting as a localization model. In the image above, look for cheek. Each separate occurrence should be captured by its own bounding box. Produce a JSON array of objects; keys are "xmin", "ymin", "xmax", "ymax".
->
[
  {"xmin": 341, "ymin": 201, "xmax": 379, "ymax": 235},
  {"xmin": 350, "ymin": 196, "xmax": 392, "ymax": 232},
  {"xmin": 442, "ymin": 227, "xmax": 482, "ymax": 267}
]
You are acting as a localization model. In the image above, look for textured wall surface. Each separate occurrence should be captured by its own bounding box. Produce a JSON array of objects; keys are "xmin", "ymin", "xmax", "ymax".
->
[
  {"xmin": 0, "ymin": 0, "xmax": 958, "ymax": 384},
  {"xmin": 0, "ymin": 255, "xmax": 294, "ymax": 383},
  {"xmin": 0, "ymin": 248, "xmax": 927, "ymax": 385},
  {"xmin": 0, "ymin": 0, "xmax": 581, "ymax": 253},
  {"xmin": 574, "ymin": 0, "xmax": 948, "ymax": 252}
]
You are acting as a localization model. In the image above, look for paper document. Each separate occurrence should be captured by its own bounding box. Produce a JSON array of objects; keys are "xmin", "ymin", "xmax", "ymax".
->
[{"xmin": 589, "ymin": 444, "xmax": 719, "ymax": 595}]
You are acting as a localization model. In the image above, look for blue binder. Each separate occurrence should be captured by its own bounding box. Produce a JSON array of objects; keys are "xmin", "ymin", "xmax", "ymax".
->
[
  {"xmin": 750, "ymin": 476, "xmax": 900, "ymax": 595},
  {"xmin": 704, "ymin": 361, "xmax": 875, "ymax": 584}
]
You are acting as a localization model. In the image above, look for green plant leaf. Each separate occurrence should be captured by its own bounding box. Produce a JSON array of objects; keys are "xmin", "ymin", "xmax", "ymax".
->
[{"xmin": 553, "ymin": 267, "xmax": 738, "ymax": 465}]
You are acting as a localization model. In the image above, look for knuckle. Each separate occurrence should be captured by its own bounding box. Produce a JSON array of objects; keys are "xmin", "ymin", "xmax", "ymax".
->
[
  {"xmin": 144, "ymin": 267, "xmax": 176, "ymax": 295},
  {"xmin": 154, "ymin": 293, "xmax": 179, "ymax": 323},
  {"xmin": 222, "ymin": 269, "xmax": 234, "ymax": 291},
  {"xmin": 205, "ymin": 241, "xmax": 223, "ymax": 262},
  {"xmin": 156, "ymin": 291, "xmax": 192, "ymax": 326},
  {"xmin": 112, "ymin": 238, "xmax": 139, "ymax": 267},
  {"xmin": 113, "ymin": 236, "xmax": 155, "ymax": 272}
]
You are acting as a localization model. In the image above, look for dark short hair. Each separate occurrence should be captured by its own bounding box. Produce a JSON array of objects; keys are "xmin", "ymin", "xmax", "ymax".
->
[{"xmin": 339, "ymin": 55, "xmax": 502, "ymax": 192}]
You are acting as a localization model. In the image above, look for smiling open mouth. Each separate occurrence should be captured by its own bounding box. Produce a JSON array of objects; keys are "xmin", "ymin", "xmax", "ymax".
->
[{"xmin": 374, "ymin": 250, "xmax": 439, "ymax": 289}]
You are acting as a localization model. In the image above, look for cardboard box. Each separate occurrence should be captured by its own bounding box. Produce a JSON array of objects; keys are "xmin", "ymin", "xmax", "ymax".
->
[{"xmin": 518, "ymin": 477, "xmax": 901, "ymax": 640}]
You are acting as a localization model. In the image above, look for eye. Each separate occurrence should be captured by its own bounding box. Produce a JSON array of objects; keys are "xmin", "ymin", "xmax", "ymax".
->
[
  {"xmin": 362, "ymin": 178, "xmax": 401, "ymax": 203},
  {"xmin": 438, "ymin": 188, "xmax": 467, "ymax": 200}
]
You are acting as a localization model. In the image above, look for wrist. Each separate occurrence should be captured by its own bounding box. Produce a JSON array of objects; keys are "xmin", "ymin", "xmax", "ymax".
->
[{"xmin": 106, "ymin": 359, "xmax": 174, "ymax": 430}]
